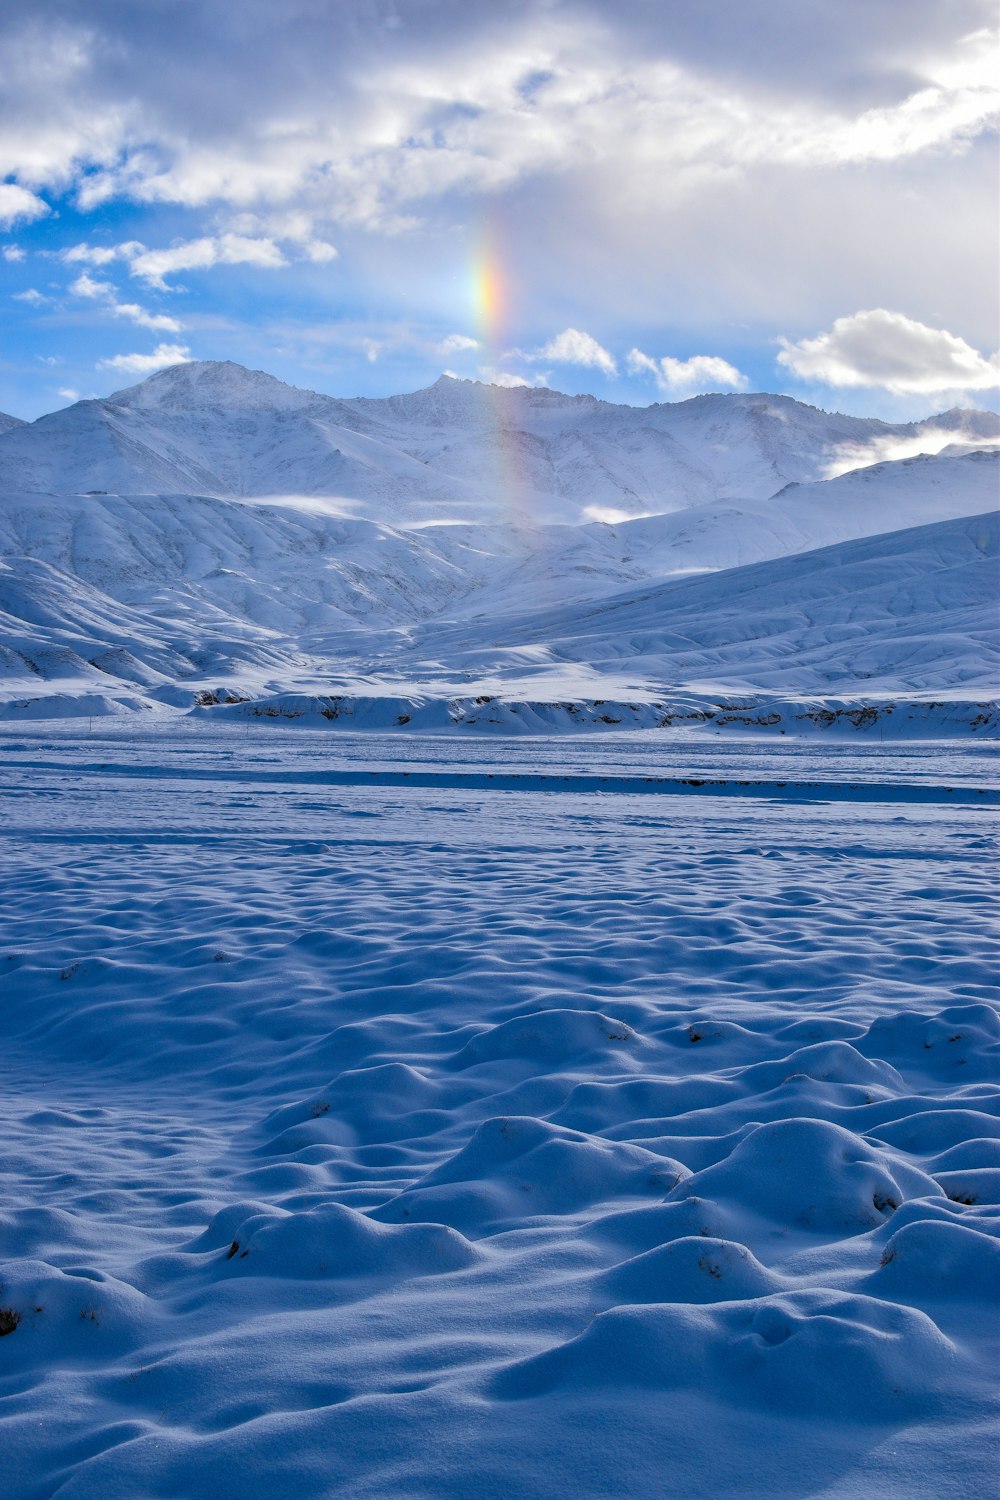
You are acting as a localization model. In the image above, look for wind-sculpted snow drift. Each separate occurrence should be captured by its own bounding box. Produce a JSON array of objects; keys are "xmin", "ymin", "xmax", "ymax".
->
[
  {"xmin": 0, "ymin": 730, "xmax": 997, "ymax": 1497},
  {"xmin": 0, "ymin": 362, "xmax": 997, "ymax": 733}
]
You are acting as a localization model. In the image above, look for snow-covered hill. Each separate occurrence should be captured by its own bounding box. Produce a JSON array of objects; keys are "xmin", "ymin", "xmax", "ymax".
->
[
  {"xmin": 1, "ymin": 506, "xmax": 995, "ymax": 733},
  {"xmin": 581, "ymin": 448, "xmax": 1000, "ymax": 580},
  {"xmin": 408, "ymin": 509, "xmax": 999, "ymax": 698},
  {"xmin": 0, "ymin": 444, "xmax": 993, "ymax": 645}
]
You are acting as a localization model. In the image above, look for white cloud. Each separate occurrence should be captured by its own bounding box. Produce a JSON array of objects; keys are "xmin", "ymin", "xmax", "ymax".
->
[
  {"xmin": 62, "ymin": 243, "xmax": 121, "ymax": 265},
  {"xmin": 128, "ymin": 235, "xmax": 286, "ymax": 288},
  {"xmin": 581, "ymin": 503, "xmax": 653, "ymax": 525},
  {"xmin": 13, "ymin": 287, "xmax": 46, "ymax": 304},
  {"xmin": 0, "ymin": 182, "xmax": 49, "ymax": 227},
  {"xmin": 627, "ymin": 348, "xmax": 748, "ymax": 393},
  {"xmin": 777, "ymin": 309, "xmax": 1000, "ymax": 394},
  {"xmin": 68, "ymin": 269, "xmax": 183, "ymax": 332},
  {"xmin": 72, "ymin": 30, "xmax": 1000, "ymax": 237},
  {"xmin": 4, "ymin": 8, "xmax": 994, "ymax": 244},
  {"xmin": 533, "ymin": 328, "xmax": 617, "ymax": 377},
  {"xmin": 61, "ymin": 241, "xmax": 146, "ymax": 266},
  {"xmin": 57, "ymin": 386, "xmax": 79, "ymax": 401},
  {"xmin": 439, "ymin": 333, "xmax": 480, "ymax": 354},
  {"xmin": 3, "ymin": 244, "xmax": 26, "ymax": 262},
  {"xmin": 97, "ymin": 342, "xmax": 191, "ymax": 375},
  {"xmin": 227, "ymin": 212, "xmax": 338, "ymax": 265},
  {"xmin": 70, "ymin": 271, "xmax": 114, "ymax": 299},
  {"xmin": 626, "ymin": 349, "xmax": 659, "ymax": 379},
  {"xmin": 301, "ymin": 238, "xmax": 338, "ymax": 263},
  {"xmin": 492, "ymin": 372, "xmax": 534, "ymax": 388},
  {"xmin": 477, "ymin": 365, "xmax": 543, "ymax": 388},
  {"xmin": 771, "ymin": 31, "xmax": 1000, "ymax": 169},
  {"xmin": 112, "ymin": 302, "xmax": 182, "ymax": 333},
  {"xmin": 824, "ymin": 425, "xmax": 1000, "ymax": 478}
]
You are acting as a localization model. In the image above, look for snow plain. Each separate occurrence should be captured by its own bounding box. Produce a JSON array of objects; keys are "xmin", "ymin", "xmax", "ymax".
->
[{"xmin": 1, "ymin": 723, "xmax": 998, "ymax": 1499}]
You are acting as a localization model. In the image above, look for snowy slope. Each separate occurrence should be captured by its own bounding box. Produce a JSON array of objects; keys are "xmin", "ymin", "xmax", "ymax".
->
[
  {"xmin": 0, "ymin": 493, "xmax": 489, "ymax": 630},
  {"xmin": 0, "ymin": 410, "xmax": 23, "ymax": 435},
  {"xmin": 590, "ymin": 449, "xmax": 1000, "ymax": 578},
  {"xmin": 0, "ymin": 451, "xmax": 994, "ymax": 633},
  {"xmin": 0, "ymin": 361, "xmax": 996, "ymax": 524},
  {"xmin": 409, "ymin": 510, "xmax": 999, "ymax": 700}
]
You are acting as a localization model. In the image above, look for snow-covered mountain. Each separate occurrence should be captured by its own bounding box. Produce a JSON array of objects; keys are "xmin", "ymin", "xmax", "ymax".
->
[
  {"xmin": 1, "ymin": 360, "xmax": 996, "ymax": 525},
  {"xmin": 0, "ymin": 361, "xmax": 997, "ymax": 732},
  {"xmin": 0, "ymin": 410, "xmax": 24, "ymax": 435}
]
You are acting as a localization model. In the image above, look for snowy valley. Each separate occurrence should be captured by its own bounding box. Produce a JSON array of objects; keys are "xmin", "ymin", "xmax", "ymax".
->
[{"xmin": 1, "ymin": 362, "xmax": 998, "ymax": 1500}]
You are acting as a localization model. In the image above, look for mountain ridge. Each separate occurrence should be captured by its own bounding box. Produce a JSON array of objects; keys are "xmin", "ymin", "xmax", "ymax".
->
[
  {"xmin": 1, "ymin": 360, "xmax": 996, "ymax": 526},
  {"xmin": 0, "ymin": 360, "xmax": 996, "ymax": 732}
]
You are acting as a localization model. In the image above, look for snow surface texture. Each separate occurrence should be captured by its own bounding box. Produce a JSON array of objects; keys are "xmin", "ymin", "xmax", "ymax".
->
[
  {"xmin": 0, "ymin": 362, "xmax": 997, "ymax": 735},
  {"xmin": 0, "ymin": 725, "xmax": 997, "ymax": 1498}
]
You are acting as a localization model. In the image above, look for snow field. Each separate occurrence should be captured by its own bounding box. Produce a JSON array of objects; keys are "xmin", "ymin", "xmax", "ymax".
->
[{"xmin": 0, "ymin": 729, "xmax": 997, "ymax": 1497}]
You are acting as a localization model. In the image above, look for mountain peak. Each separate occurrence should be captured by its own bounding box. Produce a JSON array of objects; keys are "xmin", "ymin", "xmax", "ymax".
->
[{"xmin": 107, "ymin": 360, "xmax": 323, "ymax": 414}]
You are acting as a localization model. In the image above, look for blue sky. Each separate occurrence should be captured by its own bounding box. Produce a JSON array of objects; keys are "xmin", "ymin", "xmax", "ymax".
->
[{"xmin": 1, "ymin": 0, "xmax": 998, "ymax": 420}]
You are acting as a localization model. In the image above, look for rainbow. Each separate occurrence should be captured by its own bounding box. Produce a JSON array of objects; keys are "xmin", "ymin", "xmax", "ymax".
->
[
  {"xmin": 471, "ymin": 243, "xmax": 505, "ymax": 352},
  {"xmin": 467, "ymin": 234, "xmax": 534, "ymax": 523}
]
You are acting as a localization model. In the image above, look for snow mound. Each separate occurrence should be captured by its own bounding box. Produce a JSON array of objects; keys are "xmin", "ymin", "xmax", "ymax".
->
[
  {"xmin": 669, "ymin": 1117, "xmax": 943, "ymax": 1245},
  {"xmin": 218, "ymin": 1201, "xmax": 480, "ymax": 1280},
  {"xmin": 448, "ymin": 1009, "xmax": 639, "ymax": 1069},
  {"xmin": 492, "ymin": 1291, "xmax": 957, "ymax": 1420},
  {"xmin": 599, "ymin": 1235, "xmax": 785, "ymax": 1305},
  {"xmin": 373, "ymin": 1117, "xmax": 685, "ymax": 1234}
]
